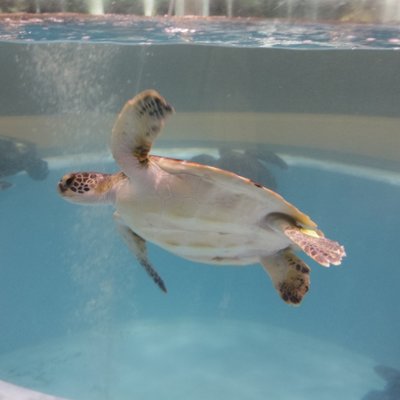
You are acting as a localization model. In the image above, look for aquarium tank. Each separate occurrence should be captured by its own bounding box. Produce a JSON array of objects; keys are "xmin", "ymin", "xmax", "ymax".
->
[{"xmin": 0, "ymin": 0, "xmax": 399, "ymax": 399}]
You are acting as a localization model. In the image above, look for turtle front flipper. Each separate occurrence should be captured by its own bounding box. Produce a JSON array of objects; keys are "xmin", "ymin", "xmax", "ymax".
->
[
  {"xmin": 261, "ymin": 249, "xmax": 310, "ymax": 306},
  {"xmin": 114, "ymin": 213, "xmax": 167, "ymax": 293},
  {"xmin": 111, "ymin": 90, "xmax": 174, "ymax": 171}
]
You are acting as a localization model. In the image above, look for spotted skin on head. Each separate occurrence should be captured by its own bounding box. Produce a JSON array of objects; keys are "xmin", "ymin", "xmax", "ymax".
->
[
  {"xmin": 58, "ymin": 171, "xmax": 127, "ymax": 204},
  {"xmin": 64, "ymin": 172, "xmax": 100, "ymax": 194}
]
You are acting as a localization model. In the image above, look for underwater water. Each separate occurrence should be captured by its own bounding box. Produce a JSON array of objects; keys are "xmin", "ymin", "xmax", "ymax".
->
[{"xmin": 0, "ymin": 15, "xmax": 399, "ymax": 400}]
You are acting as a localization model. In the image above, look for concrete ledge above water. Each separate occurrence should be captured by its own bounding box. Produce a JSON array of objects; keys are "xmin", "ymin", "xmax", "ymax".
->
[{"xmin": 1, "ymin": 112, "xmax": 399, "ymax": 165}]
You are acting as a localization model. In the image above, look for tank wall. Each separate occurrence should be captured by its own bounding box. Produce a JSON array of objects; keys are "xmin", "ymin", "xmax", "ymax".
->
[
  {"xmin": 1, "ymin": 42, "xmax": 400, "ymax": 117},
  {"xmin": 1, "ymin": 42, "xmax": 399, "ymax": 165}
]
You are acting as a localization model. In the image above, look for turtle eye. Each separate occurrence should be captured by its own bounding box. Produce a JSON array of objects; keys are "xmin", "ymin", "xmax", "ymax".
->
[{"xmin": 65, "ymin": 176, "xmax": 74, "ymax": 186}]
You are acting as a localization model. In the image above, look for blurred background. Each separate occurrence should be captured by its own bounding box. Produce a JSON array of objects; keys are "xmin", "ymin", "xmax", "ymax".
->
[{"xmin": 0, "ymin": 0, "xmax": 399, "ymax": 23}]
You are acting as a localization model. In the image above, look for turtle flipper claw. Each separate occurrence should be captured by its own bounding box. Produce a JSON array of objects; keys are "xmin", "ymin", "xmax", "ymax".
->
[{"xmin": 284, "ymin": 226, "xmax": 346, "ymax": 267}]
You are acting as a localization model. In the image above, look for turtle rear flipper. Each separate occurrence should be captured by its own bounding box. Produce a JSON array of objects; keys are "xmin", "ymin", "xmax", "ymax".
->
[
  {"xmin": 267, "ymin": 214, "xmax": 345, "ymax": 267},
  {"xmin": 284, "ymin": 226, "xmax": 345, "ymax": 267},
  {"xmin": 261, "ymin": 249, "xmax": 310, "ymax": 306},
  {"xmin": 114, "ymin": 213, "xmax": 167, "ymax": 293}
]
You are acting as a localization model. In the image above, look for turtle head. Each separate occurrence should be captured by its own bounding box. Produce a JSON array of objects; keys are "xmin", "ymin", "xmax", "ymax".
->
[{"xmin": 57, "ymin": 172, "xmax": 120, "ymax": 205}]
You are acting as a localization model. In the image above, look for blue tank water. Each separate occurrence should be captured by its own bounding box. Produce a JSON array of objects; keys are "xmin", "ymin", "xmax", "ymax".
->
[{"xmin": 0, "ymin": 15, "xmax": 399, "ymax": 400}]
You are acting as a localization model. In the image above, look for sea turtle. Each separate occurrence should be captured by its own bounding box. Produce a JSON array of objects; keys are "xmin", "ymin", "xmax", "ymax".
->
[
  {"xmin": 0, "ymin": 135, "xmax": 48, "ymax": 190},
  {"xmin": 190, "ymin": 146, "xmax": 288, "ymax": 190},
  {"xmin": 57, "ymin": 90, "xmax": 345, "ymax": 305},
  {"xmin": 362, "ymin": 365, "xmax": 400, "ymax": 400}
]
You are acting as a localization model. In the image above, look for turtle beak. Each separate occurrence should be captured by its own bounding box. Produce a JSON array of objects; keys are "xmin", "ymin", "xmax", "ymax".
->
[
  {"xmin": 57, "ymin": 181, "xmax": 68, "ymax": 194},
  {"xmin": 57, "ymin": 174, "xmax": 74, "ymax": 194},
  {"xmin": 58, "ymin": 180, "xmax": 68, "ymax": 194},
  {"xmin": 165, "ymin": 103, "xmax": 174, "ymax": 115}
]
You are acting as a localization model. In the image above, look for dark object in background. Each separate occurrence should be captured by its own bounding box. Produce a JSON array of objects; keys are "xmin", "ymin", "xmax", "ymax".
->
[
  {"xmin": 0, "ymin": 135, "xmax": 49, "ymax": 190},
  {"xmin": 190, "ymin": 146, "xmax": 288, "ymax": 190},
  {"xmin": 362, "ymin": 365, "xmax": 400, "ymax": 400}
]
